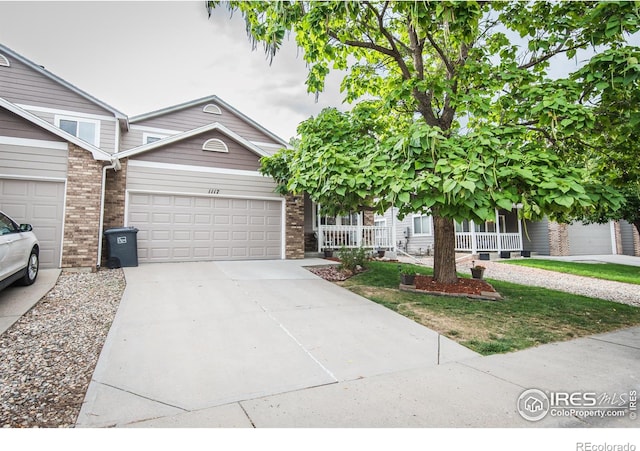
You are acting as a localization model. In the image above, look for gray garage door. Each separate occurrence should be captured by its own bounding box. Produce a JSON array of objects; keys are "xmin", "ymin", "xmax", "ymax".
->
[
  {"xmin": 0, "ymin": 178, "xmax": 66, "ymax": 268},
  {"xmin": 567, "ymin": 221, "xmax": 613, "ymax": 255},
  {"xmin": 127, "ymin": 192, "xmax": 282, "ymax": 262}
]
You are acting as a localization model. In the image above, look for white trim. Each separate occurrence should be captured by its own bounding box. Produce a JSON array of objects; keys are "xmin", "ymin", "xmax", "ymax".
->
[
  {"xmin": 0, "ymin": 136, "xmax": 68, "ymax": 150},
  {"xmin": 59, "ymin": 179, "xmax": 68, "ymax": 268},
  {"xmin": 0, "ymin": 98, "xmax": 111, "ymax": 160},
  {"xmin": 142, "ymin": 132, "xmax": 168, "ymax": 145},
  {"xmin": 125, "ymin": 188, "xmax": 282, "ymax": 204},
  {"xmin": 114, "ymin": 120, "xmax": 120, "ymax": 153},
  {"xmin": 203, "ymin": 104, "xmax": 222, "ymax": 115},
  {"xmin": 0, "ymin": 53, "xmax": 9, "ymax": 67},
  {"xmin": 251, "ymin": 141, "xmax": 283, "ymax": 149},
  {"xmin": 610, "ymin": 220, "xmax": 618, "ymax": 255},
  {"xmin": 0, "ymin": 173, "xmax": 67, "ymax": 183},
  {"xmin": 116, "ymin": 122, "xmax": 270, "ymax": 159},
  {"xmin": 130, "ymin": 124, "xmax": 181, "ymax": 135},
  {"xmin": 202, "ymin": 138, "xmax": 228, "ymax": 153},
  {"xmin": 17, "ymin": 104, "xmax": 116, "ymax": 122},
  {"xmin": 411, "ymin": 214, "xmax": 433, "ymax": 236},
  {"xmin": 54, "ymin": 114, "xmax": 101, "ymax": 147},
  {"xmin": 127, "ymin": 159, "xmax": 268, "ymax": 178},
  {"xmin": 281, "ymin": 197, "xmax": 286, "ymax": 259}
]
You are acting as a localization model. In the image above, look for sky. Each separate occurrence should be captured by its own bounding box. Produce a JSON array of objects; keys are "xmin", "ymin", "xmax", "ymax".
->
[{"xmin": 0, "ymin": 1, "xmax": 346, "ymax": 142}]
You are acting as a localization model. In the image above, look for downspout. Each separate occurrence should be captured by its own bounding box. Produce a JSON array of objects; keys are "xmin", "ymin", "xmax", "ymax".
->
[{"xmin": 97, "ymin": 158, "xmax": 121, "ymax": 268}]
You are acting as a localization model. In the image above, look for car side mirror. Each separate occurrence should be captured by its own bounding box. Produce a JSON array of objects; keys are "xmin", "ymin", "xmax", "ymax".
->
[{"xmin": 19, "ymin": 224, "xmax": 33, "ymax": 232}]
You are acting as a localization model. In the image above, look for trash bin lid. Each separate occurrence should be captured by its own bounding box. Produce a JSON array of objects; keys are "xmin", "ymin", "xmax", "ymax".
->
[{"xmin": 104, "ymin": 227, "xmax": 139, "ymax": 235}]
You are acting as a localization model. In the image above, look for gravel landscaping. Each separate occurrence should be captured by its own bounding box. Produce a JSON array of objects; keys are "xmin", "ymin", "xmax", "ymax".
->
[{"xmin": 0, "ymin": 269, "xmax": 125, "ymax": 428}]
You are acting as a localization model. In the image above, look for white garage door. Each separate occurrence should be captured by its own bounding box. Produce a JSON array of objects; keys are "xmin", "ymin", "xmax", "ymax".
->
[
  {"xmin": 0, "ymin": 178, "xmax": 66, "ymax": 268},
  {"xmin": 568, "ymin": 221, "xmax": 613, "ymax": 255},
  {"xmin": 127, "ymin": 192, "xmax": 282, "ymax": 262}
]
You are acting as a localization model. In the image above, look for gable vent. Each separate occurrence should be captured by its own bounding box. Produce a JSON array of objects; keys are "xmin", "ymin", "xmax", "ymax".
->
[
  {"xmin": 0, "ymin": 54, "xmax": 10, "ymax": 67},
  {"xmin": 203, "ymin": 104, "xmax": 222, "ymax": 115},
  {"xmin": 202, "ymin": 138, "xmax": 228, "ymax": 153}
]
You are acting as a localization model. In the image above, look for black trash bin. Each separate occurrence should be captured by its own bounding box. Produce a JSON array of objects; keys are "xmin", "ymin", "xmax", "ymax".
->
[{"xmin": 104, "ymin": 227, "xmax": 139, "ymax": 268}]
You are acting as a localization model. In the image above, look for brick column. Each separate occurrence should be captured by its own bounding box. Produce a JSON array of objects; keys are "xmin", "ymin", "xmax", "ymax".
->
[
  {"xmin": 61, "ymin": 144, "xmax": 103, "ymax": 270},
  {"xmin": 285, "ymin": 194, "xmax": 305, "ymax": 259},
  {"xmin": 363, "ymin": 210, "xmax": 374, "ymax": 226},
  {"xmin": 548, "ymin": 221, "xmax": 570, "ymax": 256},
  {"xmin": 613, "ymin": 221, "xmax": 624, "ymax": 255},
  {"xmin": 633, "ymin": 225, "xmax": 640, "ymax": 257},
  {"xmin": 103, "ymin": 157, "xmax": 127, "ymax": 230}
]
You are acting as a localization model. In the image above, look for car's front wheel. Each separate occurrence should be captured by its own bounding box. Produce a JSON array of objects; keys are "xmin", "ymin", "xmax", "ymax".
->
[{"xmin": 19, "ymin": 248, "xmax": 39, "ymax": 286}]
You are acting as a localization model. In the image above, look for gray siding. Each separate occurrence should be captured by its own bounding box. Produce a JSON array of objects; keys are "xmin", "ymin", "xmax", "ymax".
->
[
  {"xmin": 567, "ymin": 221, "xmax": 613, "ymax": 255},
  {"xmin": 376, "ymin": 209, "xmax": 435, "ymax": 254},
  {"xmin": 523, "ymin": 218, "xmax": 550, "ymax": 255},
  {"xmin": 0, "ymin": 143, "xmax": 68, "ymax": 179},
  {"xmin": 620, "ymin": 220, "xmax": 637, "ymax": 256},
  {"xmin": 126, "ymin": 163, "xmax": 280, "ymax": 199},
  {"xmin": 119, "ymin": 125, "xmax": 178, "ymax": 151},
  {"xmin": 0, "ymin": 54, "xmax": 114, "ymax": 117},
  {"xmin": 131, "ymin": 102, "xmax": 281, "ymax": 144},
  {"xmin": 132, "ymin": 130, "xmax": 261, "ymax": 171},
  {"xmin": 0, "ymin": 108, "xmax": 63, "ymax": 141}
]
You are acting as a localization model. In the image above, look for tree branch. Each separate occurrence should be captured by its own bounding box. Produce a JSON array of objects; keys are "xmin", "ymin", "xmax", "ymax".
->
[{"xmin": 425, "ymin": 31, "xmax": 455, "ymax": 75}]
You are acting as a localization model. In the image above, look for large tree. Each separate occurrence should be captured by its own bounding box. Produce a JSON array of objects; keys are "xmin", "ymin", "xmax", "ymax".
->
[{"xmin": 208, "ymin": 1, "xmax": 638, "ymax": 283}]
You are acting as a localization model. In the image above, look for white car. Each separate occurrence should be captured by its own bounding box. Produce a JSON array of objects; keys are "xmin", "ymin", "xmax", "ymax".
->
[{"xmin": 0, "ymin": 211, "xmax": 39, "ymax": 292}]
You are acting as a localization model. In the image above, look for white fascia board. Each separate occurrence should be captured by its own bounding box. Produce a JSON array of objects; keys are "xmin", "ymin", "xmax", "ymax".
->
[
  {"xmin": 0, "ymin": 97, "xmax": 112, "ymax": 161},
  {"xmin": 115, "ymin": 122, "xmax": 270, "ymax": 160}
]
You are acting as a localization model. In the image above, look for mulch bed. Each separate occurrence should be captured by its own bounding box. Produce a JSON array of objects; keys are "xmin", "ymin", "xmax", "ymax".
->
[
  {"xmin": 306, "ymin": 265, "xmax": 364, "ymax": 281},
  {"xmin": 414, "ymin": 275, "xmax": 497, "ymax": 296}
]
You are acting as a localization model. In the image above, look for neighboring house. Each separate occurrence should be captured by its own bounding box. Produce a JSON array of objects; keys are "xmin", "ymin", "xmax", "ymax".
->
[{"xmin": 0, "ymin": 43, "xmax": 309, "ymax": 270}]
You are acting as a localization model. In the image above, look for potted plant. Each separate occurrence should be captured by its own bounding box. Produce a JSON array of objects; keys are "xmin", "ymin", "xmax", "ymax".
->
[
  {"xmin": 376, "ymin": 248, "xmax": 386, "ymax": 258},
  {"xmin": 323, "ymin": 248, "xmax": 334, "ymax": 258},
  {"xmin": 470, "ymin": 260, "xmax": 486, "ymax": 280},
  {"xmin": 399, "ymin": 266, "xmax": 416, "ymax": 285}
]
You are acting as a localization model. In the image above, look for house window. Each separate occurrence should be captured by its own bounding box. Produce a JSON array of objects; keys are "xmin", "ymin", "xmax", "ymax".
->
[
  {"xmin": 55, "ymin": 115, "xmax": 100, "ymax": 146},
  {"xmin": 374, "ymin": 218, "xmax": 386, "ymax": 227},
  {"xmin": 143, "ymin": 133, "xmax": 167, "ymax": 144},
  {"xmin": 455, "ymin": 220, "xmax": 471, "ymax": 233},
  {"xmin": 412, "ymin": 214, "xmax": 432, "ymax": 236}
]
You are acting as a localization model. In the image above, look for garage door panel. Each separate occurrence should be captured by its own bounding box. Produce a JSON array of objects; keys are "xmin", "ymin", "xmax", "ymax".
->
[
  {"xmin": 128, "ymin": 193, "xmax": 282, "ymax": 262},
  {"xmin": 0, "ymin": 179, "xmax": 64, "ymax": 268}
]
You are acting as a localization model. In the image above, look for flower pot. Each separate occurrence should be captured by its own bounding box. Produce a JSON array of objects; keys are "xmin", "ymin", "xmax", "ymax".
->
[
  {"xmin": 324, "ymin": 250, "xmax": 334, "ymax": 258},
  {"xmin": 400, "ymin": 274, "xmax": 416, "ymax": 285},
  {"xmin": 521, "ymin": 250, "xmax": 531, "ymax": 258},
  {"xmin": 471, "ymin": 268, "xmax": 485, "ymax": 279},
  {"xmin": 479, "ymin": 252, "xmax": 490, "ymax": 261},
  {"xmin": 377, "ymin": 250, "xmax": 386, "ymax": 258}
]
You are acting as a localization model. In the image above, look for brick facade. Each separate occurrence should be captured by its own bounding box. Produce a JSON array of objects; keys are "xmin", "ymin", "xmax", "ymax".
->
[
  {"xmin": 285, "ymin": 194, "xmax": 305, "ymax": 259},
  {"xmin": 363, "ymin": 210, "xmax": 374, "ymax": 226},
  {"xmin": 548, "ymin": 221, "xmax": 570, "ymax": 256},
  {"xmin": 103, "ymin": 157, "xmax": 127, "ymax": 231},
  {"xmin": 633, "ymin": 225, "xmax": 640, "ymax": 257},
  {"xmin": 613, "ymin": 221, "xmax": 624, "ymax": 255},
  {"xmin": 61, "ymin": 143, "xmax": 104, "ymax": 269}
]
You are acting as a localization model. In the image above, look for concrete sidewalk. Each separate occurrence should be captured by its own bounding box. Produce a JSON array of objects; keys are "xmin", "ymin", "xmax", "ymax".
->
[
  {"xmin": 537, "ymin": 254, "xmax": 640, "ymax": 267},
  {"xmin": 0, "ymin": 268, "xmax": 60, "ymax": 335},
  {"xmin": 76, "ymin": 260, "xmax": 640, "ymax": 428}
]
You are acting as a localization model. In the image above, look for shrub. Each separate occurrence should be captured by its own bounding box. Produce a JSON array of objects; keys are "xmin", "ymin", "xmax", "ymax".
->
[{"xmin": 339, "ymin": 246, "xmax": 368, "ymax": 272}]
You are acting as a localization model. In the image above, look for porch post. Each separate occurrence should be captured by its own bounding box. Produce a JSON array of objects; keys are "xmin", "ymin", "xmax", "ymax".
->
[
  {"xmin": 357, "ymin": 212, "xmax": 362, "ymax": 247},
  {"xmin": 317, "ymin": 203, "xmax": 322, "ymax": 252},
  {"xmin": 391, "ymin": 207, "xmax": 397, "ymax": 252},
  {"xmin": 517, "ymin": 215, "xmax": 523, "ymax": 250},
  {"xmin": 470, "ymin": 220, "xmax": 477, "ymax": 254},
  {"xmin": 495, "ymin": 209, "xmax": 502, "ymax": 253}
]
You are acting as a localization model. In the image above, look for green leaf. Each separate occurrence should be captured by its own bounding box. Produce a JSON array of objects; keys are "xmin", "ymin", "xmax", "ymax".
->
[{"xmin": 398, "ymin": 192, "xmax": 410, "ymax": 203}]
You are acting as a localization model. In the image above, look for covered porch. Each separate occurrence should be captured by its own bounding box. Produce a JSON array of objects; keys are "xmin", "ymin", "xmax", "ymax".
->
[{"xmin": 454, "ymin": 208, "xmax": 523, "ymax": 253}]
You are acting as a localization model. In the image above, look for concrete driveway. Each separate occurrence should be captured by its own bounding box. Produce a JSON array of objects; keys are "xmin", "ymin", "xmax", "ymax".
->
[
  {"xmin": 77, "ymin": 259, "xmax": 640, "ymax": 428},
  {"xmin": 76, "ymin": 259, "xmax": 477, "ymax": 427}
]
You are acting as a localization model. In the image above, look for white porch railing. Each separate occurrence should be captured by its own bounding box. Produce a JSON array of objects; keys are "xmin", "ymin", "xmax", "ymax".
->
[
  {"xmin": 318, "ymin": 225, "xmax": 394, "ymax": 251},
  {"xmin": 455, "ymin": 232, "xmax": 523, "ymax": 252}
]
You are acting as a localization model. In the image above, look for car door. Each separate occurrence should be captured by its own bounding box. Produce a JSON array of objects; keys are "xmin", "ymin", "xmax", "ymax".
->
[{"xmin": 0, "ymin": 212, "xmax": 26, "ymax": 279}]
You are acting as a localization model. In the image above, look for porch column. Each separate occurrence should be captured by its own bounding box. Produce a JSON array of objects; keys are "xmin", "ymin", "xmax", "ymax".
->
[
  {"xmin": 317, "ymin": 203, "xmax": 322, "ymax": 252},
  {"xmin": 470, "ymin": 220, "xmax": 477, "ymax": 254},
  {"xmin": 517, "ymin": 216, "xmax": 523, "ymax": 250},
  {"xmin": 391, "ymin": 207, "xmax": 397, "ymax": 252},
  {"xmin": 495, "ymin": 209, "xmax": 502, "ymax": 253},
  {"xmin": 356, "ymin": 212, "xmax": 363, "ymax": 247}
]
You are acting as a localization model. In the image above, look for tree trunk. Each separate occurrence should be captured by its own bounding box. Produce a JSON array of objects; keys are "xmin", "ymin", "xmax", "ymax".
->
[{"xmin": 432, "ymin": 214, "xmax": 458, "ymax": 284}]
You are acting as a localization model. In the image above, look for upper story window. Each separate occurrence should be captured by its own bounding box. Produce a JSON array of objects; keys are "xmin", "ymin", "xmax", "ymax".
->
[
  {"xmin": 0, "ymin": 54, "xmax": 10, "ymax": 67},
  {"xmin": 55, "ymin": 115, "xmax": 100, "ymax": 147},
  {"xmin": 412, "ymin": 214, "xmax": 432, "ymax": 236},
  {"xmin": 143, "ymin": 133, "xmax": 167, "ymax": 144}
]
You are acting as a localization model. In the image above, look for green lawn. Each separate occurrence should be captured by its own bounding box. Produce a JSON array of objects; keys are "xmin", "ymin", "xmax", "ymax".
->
[
  {"xmin": 340, "ymin": 261, "xmax": 640, "ymax": 355},
  {"xmin": 500, "ymin": 258, "xmax": 640, "ymax": 285}
]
